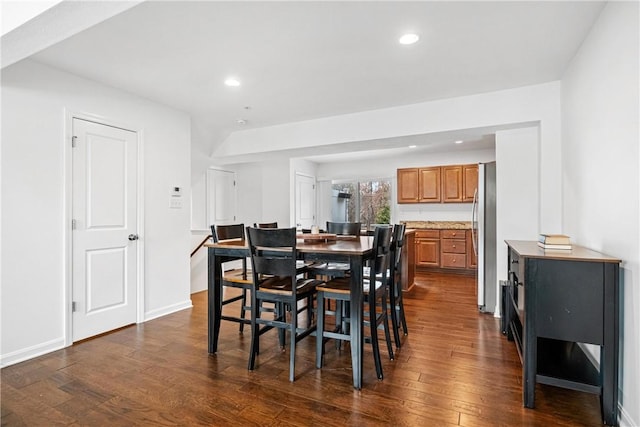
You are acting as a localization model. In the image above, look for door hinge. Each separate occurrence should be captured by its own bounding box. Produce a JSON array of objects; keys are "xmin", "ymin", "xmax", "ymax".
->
[
  {"xmin": 233, "ymin": 180, "xmax": 236, "ymax": 186},
  {"xmin": 72, "ymin": 136, "xmax": 77, "ymax": 148},
  {"xmin": 72, "ymin": 219, "xmax": 77, "ymax": 230},
  {"xmin": 72, "ymin": 301, "xmax": 77, "ymax": 312}
]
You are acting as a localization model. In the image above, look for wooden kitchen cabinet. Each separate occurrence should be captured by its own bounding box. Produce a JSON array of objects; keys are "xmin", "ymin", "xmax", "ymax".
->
[
  {"xmin": 441, "ymin": 165, "xmax": 463, "ymax": 203},
  {"xmin": 415, "ymin": 230, "xmax": 440, "ymax": 267},
  {"xmin": 398, "ymin": 163, "xmax": 477, "ymax": 204},
  {"xmin": 397, "ymin": 168, "xmax": 420, "ymax": 203},
  {"xmin": 466, "ymin": 229, "xmax": 477, "ymax": 268},
  {"xmin": 397, "ymin": 167, "xmax": 441, "ymax": 203},
  {"xmin": 463, "ymin": 164, "xmax": 478, "ymax": 202},
  {"xmin": 440, "ymin": 229, "xmax": 466, "ymax": 268},
  {"xmin": 401, "ymin": 230, "xmax": 416, "ymax": 291}
]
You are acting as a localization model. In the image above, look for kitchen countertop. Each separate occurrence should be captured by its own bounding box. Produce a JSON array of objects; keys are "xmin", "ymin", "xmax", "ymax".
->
[{"xmin": 401, "ymin": 220, "xmax": 472, "ymax": 230}]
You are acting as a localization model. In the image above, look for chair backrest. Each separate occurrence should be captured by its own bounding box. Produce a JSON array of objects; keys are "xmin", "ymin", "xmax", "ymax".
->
[
  {"xmin": 254, "ymin": 222, "xmax": 278, "ymax": 229},
  {"xmin": 211, "ymin": 224, "xmax": 245, "ymax": 242},
  {"xmin": 326, "ymin": 221, "xmax": 361, "ymax": 236},
  {"xmin": 246, "ymin": 227, "xmax": 298, "ymax": 287},
  {"xmin": 391, "ymin": 223, "xmax": 407, "ymax": 272},
  {"xmin": 367, "ymin": 225, "xmax": 393, "ymax": 283}
]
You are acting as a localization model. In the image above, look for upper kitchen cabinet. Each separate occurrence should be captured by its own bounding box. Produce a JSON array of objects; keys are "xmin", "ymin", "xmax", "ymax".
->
[
  {"xmin": 398, "ymin": 163, "xmax": 478, "ymax": 204},
  {"xmin": 441, "ymin": 165, "xmax": 463, "ymax": 202},
  {"xmin": 463, "ymin": 164, "xmax": 478, "ymax": 202},
  {"xmin": 397, "ymin": 167, "xmax": 441, "ymax": 203}
]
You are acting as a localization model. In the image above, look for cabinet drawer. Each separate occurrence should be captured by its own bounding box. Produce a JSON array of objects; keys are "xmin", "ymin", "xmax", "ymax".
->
[
  {"xmin": 441, "ymin": 229, "xmax": 465, "ymax": 239},
  {"xmin": 441, "ymin": 253, "xmax": 466, "ymax": 268},
  {"xmin": 441, "ymin": 239, "xmax": 466, "ymax": 254},
  {"xmin": 415, "ymin": 230, "xmax": 440, "ymax": 239}
]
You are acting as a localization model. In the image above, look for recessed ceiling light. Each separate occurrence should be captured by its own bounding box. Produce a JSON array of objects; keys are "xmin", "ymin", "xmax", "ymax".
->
[
  {"xmin": 236, "ymin": 119, "xmax": 247, "ymax": 125},
  {"xmin": 455, "ymin": 140, "xmax": 463, "ymax": 144},
  {"xmin": 399, "ymin": 33, "xmax": 419, "ymax": 45},
  {"xmin": 409, "ymin": 145, "xmax": 417, "ymax": 148},
  {"xmin": 225, "ymin": 78, "xmax": 240, "ymax": 87}
]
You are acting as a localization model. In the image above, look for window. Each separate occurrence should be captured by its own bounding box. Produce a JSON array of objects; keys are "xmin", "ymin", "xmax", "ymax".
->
[{"xmin": 331, "ymin": 179, "xmax": 391, "ymax": 227}]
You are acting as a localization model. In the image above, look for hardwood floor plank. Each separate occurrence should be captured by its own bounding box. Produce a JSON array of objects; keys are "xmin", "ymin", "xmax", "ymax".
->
[{"xmin": 1, "ymin": 272, "xmax": 605, "ymax": 426}]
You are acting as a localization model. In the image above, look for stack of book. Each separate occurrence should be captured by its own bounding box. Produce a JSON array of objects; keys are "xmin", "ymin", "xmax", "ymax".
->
[{"xmin": 538, "ymin": 234, "xmax": 572, "ymax": 250}]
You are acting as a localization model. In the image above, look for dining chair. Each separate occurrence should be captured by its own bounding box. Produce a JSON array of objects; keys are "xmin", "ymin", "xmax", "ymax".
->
[
  {"xmin": 254, "ymin": 222, "xmax": 278, "ymax": 228},
  {"xmin": 361, "ymin": 223, "xmax": 409, "ymax": 348},
  {"xmin": 246, "ymin": 227, "xmax": 323, "ymax": 382},
  {"xmin": 211, "ymin": 224, "xmax": 253, "ymax": 333},
  {"xmin": 315, "ymin": 225, "xmax": 395, "ymax": 380},
  {"xmin": 309, "ymin": 221, "xmax": 362, "ymax": 278},
  {"xmin": 389, "ymin": 223, "xmax": 408, "ymax": 348}
]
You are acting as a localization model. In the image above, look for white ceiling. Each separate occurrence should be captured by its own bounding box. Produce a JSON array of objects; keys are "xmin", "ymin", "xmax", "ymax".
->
[{"xmin": 7, "ymin": 1, "xmax": 605, "ymax": 163}]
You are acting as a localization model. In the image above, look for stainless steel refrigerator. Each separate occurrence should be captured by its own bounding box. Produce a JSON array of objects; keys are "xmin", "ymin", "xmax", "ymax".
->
[{"xmin": 471, "ymin": 162, "xmax": 497, "ymax": 313}]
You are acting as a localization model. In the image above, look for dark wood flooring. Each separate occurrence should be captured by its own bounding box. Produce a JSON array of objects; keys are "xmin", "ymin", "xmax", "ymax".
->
[{"xmin": 2, "ymin": 272, "xmax": 604, "ymax": 426}]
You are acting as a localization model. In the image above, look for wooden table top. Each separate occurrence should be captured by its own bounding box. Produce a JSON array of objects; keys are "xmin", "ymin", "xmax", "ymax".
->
[
  {"xmin": 206, "ymin": 236, "xmax": 374, "ymax": 255},
  {"xmin": 505, "ymin": 240, "xmax": 621, "ymax": 263}
]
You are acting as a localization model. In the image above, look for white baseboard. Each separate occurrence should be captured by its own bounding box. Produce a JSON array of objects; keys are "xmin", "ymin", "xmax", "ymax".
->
[
  {"xmin": 0, "ymin": 337, "xmax": 65, "ymax": 368},
  {"xmin": 618, "ymin": 403, "xmax": 636, "ymax": 427},
  {"xmin": 144, "ymin": 299, "xmax": 193, "ymax": 322}
]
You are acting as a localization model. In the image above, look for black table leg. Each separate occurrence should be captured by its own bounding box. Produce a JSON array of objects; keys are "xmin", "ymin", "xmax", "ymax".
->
[
  {"xmin": 208, "ymin": 248, "xmax": 223, "ymax": 354},
  {"xmin": 350, "ymin": 255, "xmax": 364, "ymax": 390}
]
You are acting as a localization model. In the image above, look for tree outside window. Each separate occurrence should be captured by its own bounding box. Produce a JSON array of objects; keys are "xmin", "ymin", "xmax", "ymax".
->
[{"xmin": 331, "ymin": 180, "xmax": 391, "ymax": 228}]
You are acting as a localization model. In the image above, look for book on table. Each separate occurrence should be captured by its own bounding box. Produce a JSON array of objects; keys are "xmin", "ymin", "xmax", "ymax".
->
[
  {"xmin": 537, "ymin": 242, "xmax": 572, "ymax": 250},
  {"xmin": 538, "ymin": 234, "xmax": 571, "ymax": 245}
]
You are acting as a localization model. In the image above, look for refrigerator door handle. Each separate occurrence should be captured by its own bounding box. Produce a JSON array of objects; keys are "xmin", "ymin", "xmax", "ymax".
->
[{"xmin": 471, "ymin": 188, "xmax": 478, "ymax": 256}]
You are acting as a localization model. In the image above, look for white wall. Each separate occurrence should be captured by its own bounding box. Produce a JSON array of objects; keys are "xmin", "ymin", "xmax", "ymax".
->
[
  {"xmin": 1, "ymin": 59, "xmax": 192, "ymax": 366},
  {"xmin": 495, "ymin": 127, "xmax": 540, "ymax": 315},
  {"xmin": 316, "ymin": 147, "xmax": 496, "ymax": 223},
  {"xmin": 215, "ymin": 82, "xmax": 562, "ymax": 234},
  {"xmin": 561, "ymin": 2, "xmax": 639, "ymax": 426}
]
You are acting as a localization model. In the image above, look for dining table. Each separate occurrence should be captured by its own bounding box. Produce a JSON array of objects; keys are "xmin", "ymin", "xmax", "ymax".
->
[{"xmin": 205, "ymin": 234, "xmax": 375, "ymax": 389}]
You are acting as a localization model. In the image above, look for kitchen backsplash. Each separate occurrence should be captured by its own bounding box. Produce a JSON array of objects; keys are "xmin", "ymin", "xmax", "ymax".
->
[{"xmin": 396, "ymin": 202, "xmax": 472, "ymax": 223}]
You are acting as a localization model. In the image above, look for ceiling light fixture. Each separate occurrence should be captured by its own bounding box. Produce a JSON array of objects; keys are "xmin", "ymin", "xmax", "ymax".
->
[
  {"xmin": 399, "ymin": 33, "xmax": 419, "ymax": 45},
  {"xmin": 236, "ymin": 119, "xmax": 247, "ymax": 125},
  {"xmin": 455, "ymin": 140, "xmax": 463, "ymax": 144},
  {"xmin": 409, "ymin": 145, "xmax": 417, "ymax": 148},
  {"xmin": 225, "ymin": 78, "xmax": 241, "ymax": 87}
]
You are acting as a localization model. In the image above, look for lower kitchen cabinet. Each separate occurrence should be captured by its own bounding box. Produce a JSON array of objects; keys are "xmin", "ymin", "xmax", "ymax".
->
[
  {"xmin": 441, "ymin": 229, "xmax": 466, "ymax": 269},
  {"xmin": 415, "ymin": 230, "xmax": 440, "ymax": 267},
  {"xmin": 466, "ymin": 229, "xmax": 477, "ymax": 268},
  {"xmin": 413, "ymin": 228, "xmax": 476, "ymax": 273}
]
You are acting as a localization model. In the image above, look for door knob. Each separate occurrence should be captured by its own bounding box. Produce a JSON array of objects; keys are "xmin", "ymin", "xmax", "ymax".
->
[{"xmin": 128, "ymin": 234, "xmax": 139, "ymax": 241}]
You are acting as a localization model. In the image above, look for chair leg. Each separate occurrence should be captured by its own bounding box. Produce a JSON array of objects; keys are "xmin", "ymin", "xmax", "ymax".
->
[
  {"xmin": 248, "ymin": 300, "xmax": 260, "ymax": 371},
  {"xmin": 389, "ymin": 285, "xmax": 401, "ymax": 348},
  {"xmin": 289, "ymin": 307, "xmax": 297, "ymax": 382},
  {"xmin": 368, "ymin": 299, "xmax": 383, "ymax": 380},
  {"xmin": 239, "ymin": 288, "xmax": 247, "ymax": 334},
  {"xmin": 398, "ymin": 294, "xmax": 408, "ymax": 336},
  {"xmin": 335, "ymin": 300, "xmax": 343, "ymax": 350},
  {"xmin": 316, "ymin": 292, "xmax": 325, "ymax": 368},
  {"xmin": 307, "ymin": 294, "xmax": 314, "ymax": 328},
  {"xmin": 381, "ymin": 295, "xmax": 395, "ymax": 361},
  {"xmin": 277, "ymin": 302, "xmax": 286, "ymax": 348}
]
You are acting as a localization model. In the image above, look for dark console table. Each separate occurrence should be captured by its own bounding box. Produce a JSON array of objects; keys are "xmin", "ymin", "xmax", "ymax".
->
[{"xmin": 503, "ymin": 240, "xmax": 621, "ymax": 426}]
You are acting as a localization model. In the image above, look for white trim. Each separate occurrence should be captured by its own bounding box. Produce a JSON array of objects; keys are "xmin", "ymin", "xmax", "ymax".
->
[
  {"xmin": 0, "ymin": 337, "xmax": 65, "ymax": 368},
  {"xmin": 63, "ymin": 110, "xmax": 145, "ymax": 346},
  {"xmin": 144, "ymin": 300, "xmax": 193, "ymax": 322}
]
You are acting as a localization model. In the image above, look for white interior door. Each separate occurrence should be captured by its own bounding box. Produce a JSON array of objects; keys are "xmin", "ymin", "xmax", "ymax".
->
[
  {"xmin": 207, "ymin": 168, "xmax": 237, "ymax": 226},
  {"xmin": 295, "ymin": 173, "xmax": 316, "ymax": 229},
  {"xmin": 72, "ymin": 118, "xmax": 138, "ymax": 341}
]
